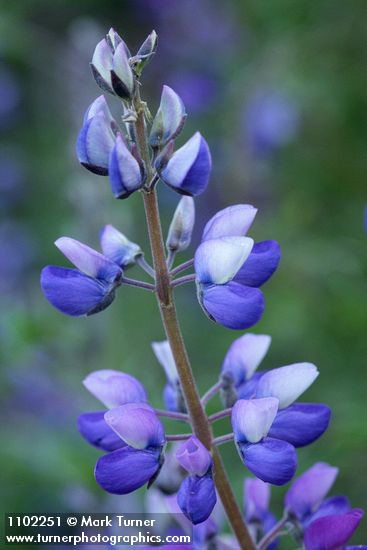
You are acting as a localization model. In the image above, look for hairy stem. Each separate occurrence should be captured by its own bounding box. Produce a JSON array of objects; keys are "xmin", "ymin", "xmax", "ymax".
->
[{"xmin": 133, "ymin": 86, "xmax": 255, "ymax": 550}]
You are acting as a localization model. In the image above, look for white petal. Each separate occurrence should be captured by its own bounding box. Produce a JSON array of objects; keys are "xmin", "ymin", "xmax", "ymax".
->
[
  {"xmin": 232, "ymin": 398, "xmax": 279, "ymax": 443},
  {"xmin": 195, "ymin": 236, "xmax": 254, "ymax": 285},
  {"xmin": 256, "ymin": 363, "xmax": 319, "ymax": 409}
]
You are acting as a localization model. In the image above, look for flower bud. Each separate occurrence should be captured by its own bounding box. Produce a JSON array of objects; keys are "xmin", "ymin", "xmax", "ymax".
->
[
  {"xmin": 166, "ymin": 196, "xmax": 195, "ymax": 253},
  {"xmin": 177, "ymin": 474, "xmax": 217, "ymax": 525},
  {"xmin": 90, "ymin": 30, "xmax": 134, "ymax": 100},
  {"xmin": 149, "ymin": 85, "xmax": 186, "ymax": 149},
  {"xmin": 176, "ymin": 436, "xmax": 212, "ymax": 477},
  {"xmin": 158, "ymin": 132, "xmax": 211, "ymax": 196},
  {"xmin": 108, "ymin": 134, "xmax": 144, "ymax": 199},
  {"xmin": 100, "ymin": 224, "xmax": 142, "ymax": 269},
  {"xmin": 76, "ymin": 96, "xmax": 116, "ymax": 175},
  {"xmin": 110, "ymin": 42, "xmax": 135, "ymax": 100},
  {"xmin": 132, "ymin": 30, "xmax": 158, "ymax": 75}
]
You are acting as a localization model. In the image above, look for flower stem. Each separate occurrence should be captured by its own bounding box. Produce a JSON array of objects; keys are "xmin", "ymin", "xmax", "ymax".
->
[
  {"xmin": 257, "ymin": 514, "xmax": 289, "ymax": 550},
  {"xmin": 213, "ymin": 433, "xmax": 234, "ymax": 446},
  {"xmin": 133, "ymin": 86, "xmax": 255, "ymax": 550},
  {"xmin": 121, "ymin": 276, "xmax": 155, "ymax": 291},
  {"xmin": 166, "ymin": 433, "xmax": 192, "ymax": 442},
  {"xmin": 209, "ymin": 408, "xmax": 232, "ymax": 423},
  {"xmin": 201, "ymin": 381, "xmax": 223, "ymax": 406},
  {"xmin": 137, "ymin": 256, "xmax": 155, "ymax": 278},
  {"xmin": 155, "ymin": 409, "xmax": 189, "ymax": 422},
  {"xmin": 171, "ymin": 274, "xmax": 196, "ymax": 288},
  {"xmin": 170, "ymin": 258, "xmax": 194, "ymax": 277}
]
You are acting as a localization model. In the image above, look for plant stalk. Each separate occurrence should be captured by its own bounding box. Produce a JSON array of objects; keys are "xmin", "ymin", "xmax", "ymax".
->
[{"xmin": 133, "ymin": 87, "xmax": 255, "ymax": 550}]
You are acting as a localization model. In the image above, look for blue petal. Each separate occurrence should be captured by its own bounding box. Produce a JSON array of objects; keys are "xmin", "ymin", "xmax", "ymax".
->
[
  {"xmin": 77, "ymin": 411, "xmax": 126, "ymax": 451},
  {"xmin": 199, "ymin": 281, "xmax": 265, "ymax": 330},
  {"xmin": 108, "ymin": 134, "xmax": 143, "ymax": 199},
  {"xmin": 233, "ymin": 240, "xmax": 281, "ymax": 287},
  {"xmin": 307, "ymin": 496, "xmax": 351, "ymax": 526},
  {"xmin": 94, "ymin": 446, "xmax": 162, "ymax": 494},
  {"xmin": 41, "ymin": 266, "xmax": 117, "ymax": 317},
  {"xmin": 237, "ymin": 372, "xmax": 264, "ymax": 400},
  {"xmin": 202, "ymin": 204, "xmax": 257, "ymax": 241},
  {"xmin": 163, "ymin": 383, "xmax": 186, "ymax": 413},
  {"xmin": 149, "ymin": 85, "xmax": 186, "ymax": 148},
  {"xmin": 304, "ymin": 509, "xmax": 364, "ymax": 550},
  {"xmin": 239, "ymin": 437, "xmax": 297, "ymax": 485},
  {"xmin": 160, "ymin": 132, "xmax": 212, "ymax": 196},
  {"xmin": 268, "ymin": 403, "xmax": 331, "ymax": 447},
  {"xmin": 177, "ymin": 474, "xmax": 217, "ymax": 525},
  {"xmin": 55, "ymin": 237, "xmax": 122, "ymax": 282},
  {"xmin": 76, "ymin": 113, "xmax": 115, "ymax": 175}
]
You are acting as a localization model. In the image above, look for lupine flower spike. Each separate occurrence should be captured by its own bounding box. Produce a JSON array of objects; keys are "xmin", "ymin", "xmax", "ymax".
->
[{"xmin": 40, "ymin": 27, "xmax": 365, "ymax": 550}]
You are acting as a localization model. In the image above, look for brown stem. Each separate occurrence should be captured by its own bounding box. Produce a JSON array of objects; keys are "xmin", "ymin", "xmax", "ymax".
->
[{"xmin": 133, "ymin": 87, "xmax": 255, "ymax": 550}]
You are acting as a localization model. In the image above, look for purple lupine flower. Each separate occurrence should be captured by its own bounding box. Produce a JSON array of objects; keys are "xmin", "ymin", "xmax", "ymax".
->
[
  {"xmin": 95, "ymin": 403, "xmax": 165, "ymax": 494},
  {"xmin": 285, "ymin": 462, "xmax": 353, "ymax": 543},
  {"xmin": 255, "ymin": 363, "xmax": 331, "ymax": 448},
  {"xmin": 232, "ymin": 397, "xmax": 297, "ymax": 485},
  {"xmin": 176, "ymin": 436, "xmax": 217, "ymax": 524},
  {"xmin": 220, "ymin": 333, "xmax": 272, "ymax": 406},
  {"xmin": 152, "ymin": 340, "xmax": 186, "ymax": 413},
  {"xmin": 243, "ymin": 89, "xmax": 300, "ymax": 156},
  {"xmin": 195, "ymin": 205, "xmax": 281, "ymax": 329},
  {"xmin": 157, "ymin": 132, "xmax": 212, "ymax": 196},
  {"xmin": 76, "ymin": 95, "xmax": 117, "ymax": 175},
  {"xmin": 244, "ymin": 478, "xmax": 278, "ymax": 549},
  {"xmin": 149, "ymin": 85, "xmax": 186, "ymax": 149},
  {"xmin": 176, "ymin": 436, "xmax": 212, "ymax": 477},
  {"xmin": 90, "ymin": 29, "xmax": 134, "ymax": 99},
  {"xmin": 40, "ymin": 237, "xmax": 122, "ymax": 316},
  {"xmin": 78, "ymin": 369, "xmax": 147, "ymax": 451},
  {"xmin": 108, "ymin": 133, "xmax": 145, "ymax": 198},
  {"xmin": 100, "ymin": 224, "xmax": 142, "ymax": 269},
  {"xmin": 284, "ymin": 463, "xmax": 366, "ymax": 549},
  {"xmin": 166, "ymin": 196, "xmax": 195, "ymax": 253},
  {"xmin": 304, "ymin": 509, "xmax": 364, "ymax": 550}
]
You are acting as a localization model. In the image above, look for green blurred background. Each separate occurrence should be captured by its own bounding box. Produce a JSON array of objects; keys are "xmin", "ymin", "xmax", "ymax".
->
[{"xmin": 0, "ymin": 0, "xmax": 366, "ymax": 546}]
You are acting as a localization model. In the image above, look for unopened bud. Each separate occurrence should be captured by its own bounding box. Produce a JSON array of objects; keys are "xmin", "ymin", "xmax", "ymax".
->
[
  {"xmin": 131, "ymin": 30, "xmax": 158, "ymax": 75},
  {"xmin": 149, "ymin": 85, "xmax": 186, "ymax": 149},
  {"xmin": 166, "ymin": 196, "xmax": 195, "ymax": 253}
]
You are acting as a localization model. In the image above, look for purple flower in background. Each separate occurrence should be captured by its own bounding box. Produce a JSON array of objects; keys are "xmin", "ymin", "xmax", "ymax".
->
[
  {"xmin": 232, "ymin": 397, "xmax": 297, "ymax": 485},
  {"xmin": 40, "ymin": 237, "xmax": 122, "ymax": 316},
  {"xmin": 0, "ymin": 221, "xmax": 35, "ymax": 292},
  {"xmin": 168, "ymin": 72, "xmax": 219, "ymax": 115},
  {"xmin": 304, "ymin": 509, "xmax": 364, "ymax": 550},
  {"xmin": 152, "ymin": 340, "xmax": 186, "ymax": 413},
  {"xmin": 285, "ymin": 462, "xmax": 365, "ymax": 548},
  {"xmin": 243, "ymin": 90, "xmax": 300, "ymax": 156},
  {"xmin": 95, "ymin": 403, "xmax": 165, "ymax": 494},
  {"xmin": 176, "ymin": 436, "xmax": 216, "ymax": 524},
  {"xmin": 0, "ymin": 65, "xmax": 21, "ymax": 128},
  {"xmin": 195, "ymin": 205, "xmax": 281, "ymax": 329},
  {"xmin": 0, "ymin": 148, "xmax": 25, "ymax": 210},
  {"xmin": 78, "ymin": 369, "xmax": 147, "ymax": 451},
  {"xmin": 244, "ymin": 478, "xmax": 278, "ymax": 548}
]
